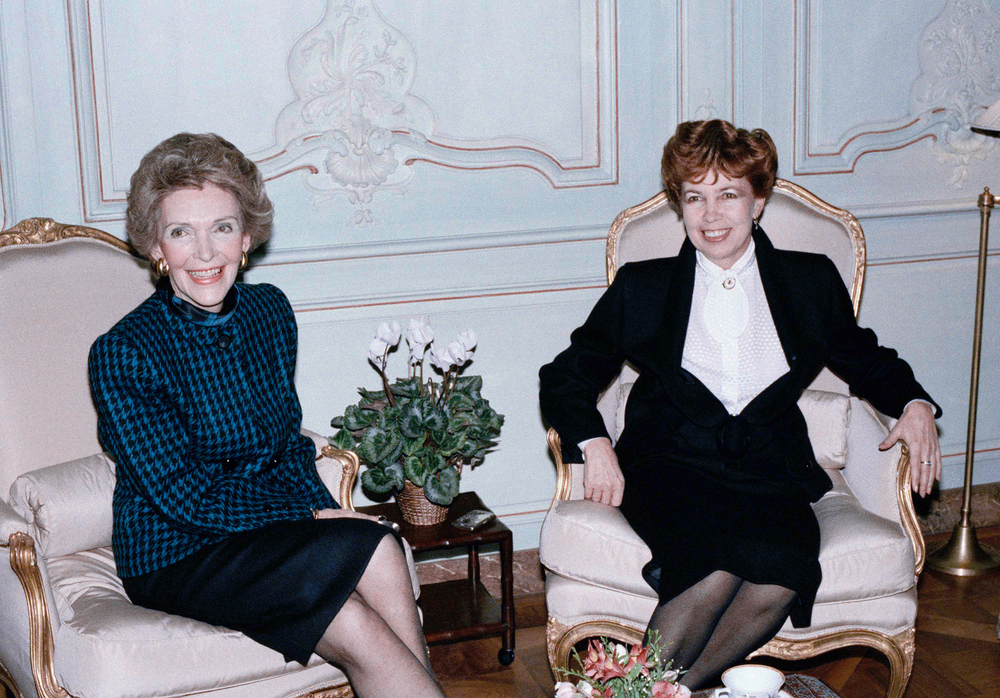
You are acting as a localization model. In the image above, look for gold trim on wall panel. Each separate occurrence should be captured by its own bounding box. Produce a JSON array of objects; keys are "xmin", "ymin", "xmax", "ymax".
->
[
  {"xmin": 792, "ymin": 0, "xmax": 1000, "ymax": 180},
  {"xmin": 67, "ymin": 0, "xmax": 620, "ymax": 224}
]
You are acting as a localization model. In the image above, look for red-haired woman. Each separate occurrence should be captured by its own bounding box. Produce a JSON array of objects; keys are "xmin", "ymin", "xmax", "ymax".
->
[{"xmin": 539, "ymin": 120, "xmax": 941, "ymax": 689}]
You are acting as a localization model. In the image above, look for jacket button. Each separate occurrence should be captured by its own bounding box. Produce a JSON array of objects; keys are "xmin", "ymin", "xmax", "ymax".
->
[
  {"xmin": 804, "ymin": 461, "xmax": 814, "ymax": 470},
  {"xmin": 263, "ymin": 505, "xmax": 273, "ymax": 513},
  {"xmin": 216, "ymin": 333, "xmax": 232, "ymax": 349}
]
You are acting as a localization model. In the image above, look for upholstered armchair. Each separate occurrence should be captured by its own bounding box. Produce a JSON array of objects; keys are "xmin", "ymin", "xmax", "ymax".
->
[
  {"xmin": 0, "ymin": 219, "xmax": 417, "ymax": 698},
  {"xmin": 539, "ymin": 181, "xmax": 924, "ymax": 698}
]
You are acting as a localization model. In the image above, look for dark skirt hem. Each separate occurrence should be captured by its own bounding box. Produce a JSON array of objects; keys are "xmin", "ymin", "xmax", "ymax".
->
[{"xmin": 122, "ymin": 517, "xmax": 393, "ymax": 664}]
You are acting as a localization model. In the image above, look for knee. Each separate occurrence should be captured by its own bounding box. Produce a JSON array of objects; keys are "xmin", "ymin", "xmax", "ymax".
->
[
  {"xmin": 316, "ymin": 594, "xmax": 379, "ymax": 666},
  {"xmin": 751, "ymin": 584, "xmax": 798, "ymax": 617}
]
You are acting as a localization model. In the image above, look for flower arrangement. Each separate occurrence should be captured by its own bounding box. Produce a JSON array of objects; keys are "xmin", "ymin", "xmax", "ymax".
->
[
  {"xmin": 330, "ymin": 316, "xmax": 504, "ymax": 508},
  {"xmin": 555, "ymin": 636, "xmax": 690, "ymax": 698}
]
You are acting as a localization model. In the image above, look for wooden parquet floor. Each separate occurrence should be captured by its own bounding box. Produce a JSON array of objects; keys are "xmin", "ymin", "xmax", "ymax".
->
[{"xmin": 432, "ymin": 526, "xmax": 1000, "ymax": 698}]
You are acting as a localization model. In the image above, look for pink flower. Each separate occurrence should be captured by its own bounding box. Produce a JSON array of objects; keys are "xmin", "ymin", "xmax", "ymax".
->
[
  {"xmin": 651, "ymin": 681, "xmax": 691, "ymax": 698},
  {"xmin": 582, "ymin": 639, "xmax": 628, "ymax": 682},
  {"xmin": 623, "ymin": 642, "xmax": 653, "ymax": 677}
]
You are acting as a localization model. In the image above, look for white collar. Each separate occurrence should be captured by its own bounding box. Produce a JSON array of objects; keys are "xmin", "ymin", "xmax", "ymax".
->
[{"xmin": 695, "ymin": 238, "xmax": 757, "ymax": 280}]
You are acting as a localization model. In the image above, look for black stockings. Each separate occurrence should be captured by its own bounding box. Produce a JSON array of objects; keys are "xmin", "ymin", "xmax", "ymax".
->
[{"xmin": 645, "ymin": 570, "xmax": 797, "ymax": 690}]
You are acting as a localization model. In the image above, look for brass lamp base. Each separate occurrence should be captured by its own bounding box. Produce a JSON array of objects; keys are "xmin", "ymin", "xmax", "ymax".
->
[{"xmin": 925, "ymin": 522, "xmax": 1000, "ymax": 576}]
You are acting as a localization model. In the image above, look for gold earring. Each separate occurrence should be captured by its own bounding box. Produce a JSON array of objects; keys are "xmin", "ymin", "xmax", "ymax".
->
[
  {"xmin": 154, "ymin": 257, "xmax": 169, "ymax": 277},
  {"xmin": 239, "ymin": 252, "xmax": 248, "ymax": 270}
]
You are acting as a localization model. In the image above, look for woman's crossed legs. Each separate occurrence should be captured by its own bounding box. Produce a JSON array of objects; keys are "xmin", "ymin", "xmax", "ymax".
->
[
  {"xmin": 315, "ymin": 535, "xmax": 445, "ymax": 697},
  {"xmin": 646, "ymin": 570, "xmax": 796, "ymax": 690}
]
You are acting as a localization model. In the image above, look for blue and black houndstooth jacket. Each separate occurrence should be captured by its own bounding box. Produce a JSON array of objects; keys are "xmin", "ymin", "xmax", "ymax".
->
[{"xmin": 89, "ymin": 281, "xmax": 336, "ymax": 578}]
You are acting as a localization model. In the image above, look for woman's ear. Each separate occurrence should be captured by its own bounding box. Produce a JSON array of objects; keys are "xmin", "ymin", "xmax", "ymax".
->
[
  {"xmin": 242, "ymin": 233, "xmax": 252, "ymax": 253},
  {"xmin": 753, "ymin": 197, "xmax": 766, "ymax": 220}
]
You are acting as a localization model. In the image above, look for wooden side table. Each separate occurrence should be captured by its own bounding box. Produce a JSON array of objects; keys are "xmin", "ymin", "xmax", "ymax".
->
[{"xmin": 358, "ymin": 491, "xmax": 516, "ymax": 665}]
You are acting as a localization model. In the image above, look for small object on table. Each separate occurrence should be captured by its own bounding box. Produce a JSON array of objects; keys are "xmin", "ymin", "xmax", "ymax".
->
[
  {"xmin": 452, "ymin": 509, "xmax": 496, "ymax": 531},
  {"xmin": 358, "ymin": 491, "xmax": 515, "ymax": 666},
  {"xmin": 693, "ymin": 674, "xmax": 842, "ymax": 698}
]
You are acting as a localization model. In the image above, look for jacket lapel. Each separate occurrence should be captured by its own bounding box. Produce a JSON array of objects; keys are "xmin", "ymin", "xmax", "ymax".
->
[
  {"xmin": 653, "ymin": 239, "xmax": 729, "ymax": 425},
  {"xmin": 742, "ymin": 226, "xmax": 813, "ymax": 423}
]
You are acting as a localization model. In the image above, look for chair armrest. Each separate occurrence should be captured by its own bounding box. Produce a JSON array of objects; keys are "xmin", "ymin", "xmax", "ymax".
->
[
  {"xmin": 1, "ymin": 528, "xmax": 64, "ymax": 698},
  {"xmin": 547, "ymin": 429, "xmax": 585, "ymax": 505},
  {"xmin": 317, "ymin": 446, "xmax": 360, "ymax": 512},
  {"xmin": 844, "ymin": 398, "xmax": 924, "ymax": 575},
  {"xmin": 0, "ymin": 498, "xmax": 29, "ymax": 540}
]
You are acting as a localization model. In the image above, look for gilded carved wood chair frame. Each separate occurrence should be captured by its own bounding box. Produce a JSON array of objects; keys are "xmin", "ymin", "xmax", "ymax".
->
[
  {"xmin": 542, "ymin": 180, "xmax": 923, "ymax": 698},
  {"xmin": 0, "ymin": 218, "xmax": 367, "ymax": 698}
]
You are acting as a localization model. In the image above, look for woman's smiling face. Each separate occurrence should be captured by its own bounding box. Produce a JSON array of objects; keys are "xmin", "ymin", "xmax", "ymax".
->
[
  {"xmin": 680, "ymin": 170, "xmax": 765, "ymax": 269},
  {"xmin": 151, "ymin": 183, "xmax": 250, "ymax": 313}
]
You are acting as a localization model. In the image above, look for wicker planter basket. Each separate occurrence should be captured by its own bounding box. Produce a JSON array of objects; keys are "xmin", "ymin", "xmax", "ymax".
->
[{"xmin": 396, "ymin": 480, "xmax": 449, "ymax": 525}]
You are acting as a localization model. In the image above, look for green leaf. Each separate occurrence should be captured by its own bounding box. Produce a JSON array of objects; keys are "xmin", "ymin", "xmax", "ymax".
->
[
  {"xmin": 329, "ymin": 429, "xmax": 356, "ymax": 450},
  {"xmin": 424, "ymin": 467, "xmax": 460, "ymax": 506},
  {"xmin": 434, "ymin": 431, "xmax": 464, "ymax": 457},
  {"xmin": 390, "ymin": 377, "xmax": 422, "ymax": 398},
  {"xmin": 447, "ymin": 392, "xmax": 477, "ymax": 413},
  {"xmin": 420, "ymin": 449, "xmax": 447, "ymax": 474},
  {"xmin": 399, "ymin": 403, "xmax": 425, "ymax": 439},
  {"xmin": 453, "ymin": 375, "xmax": 483, "ymax": 397},
  {"xmin": 343, "ymin": 405, "xmax": 379, "ymax": 431},
  {"xmin": 401, "ymin": 434, "xmax": 425, "ymax": 456},
  {"xmin": 358, "ymin": 387, "xmax": 387, "ymax": 402},
  {"xmin": 384, "ymin": 461, "xmax": 406, "ymax": 490},
  {"xmin": 423, "ymin": 403, "xmax": 448, "ymax": 433},
  {"xmin": 330, "ymin": 415, "xmax": 345, "ymax": 428},
  {"xmin": 361, "ymin": 467, "xmax": 395, "ymax": 494},
  {"xmin": 356, "ymin": 424, "xmax": 401, "ymax": 465},
  {"xmin": 403, "ymin": 455, "xmax": 430, "ymax": 487}
]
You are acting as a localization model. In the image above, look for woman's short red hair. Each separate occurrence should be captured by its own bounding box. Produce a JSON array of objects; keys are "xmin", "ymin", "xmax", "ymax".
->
[{"xmin": 661, "ymin": 120, "xmax": 777, "ymax": 207}]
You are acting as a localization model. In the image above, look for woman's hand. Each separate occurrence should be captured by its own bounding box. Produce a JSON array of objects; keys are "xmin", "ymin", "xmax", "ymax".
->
[
  {"xmin": 582, "ymin": 437, "xmax": 624, "ymax": 506},
  {"xmin": 879, "ymin": 401, "xmax": 941, "ymax": 497}
]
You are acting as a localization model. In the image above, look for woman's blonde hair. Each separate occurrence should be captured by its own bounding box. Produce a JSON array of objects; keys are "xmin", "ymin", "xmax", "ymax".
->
[{"xmin": 126, "ymin": 133, "xmax": 273, "ymax": 257}]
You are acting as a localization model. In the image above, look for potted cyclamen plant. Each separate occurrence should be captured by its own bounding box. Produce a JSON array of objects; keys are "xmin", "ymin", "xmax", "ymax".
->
[{"xmin": 330, "ymin": 317, "xmax": 504, "ymax": 525}]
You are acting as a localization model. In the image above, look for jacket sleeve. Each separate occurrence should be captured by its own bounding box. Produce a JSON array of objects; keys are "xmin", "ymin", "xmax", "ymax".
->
[
  {"xmin": 539, "ymin": 265, "xmax": 641, "ymax": 462},
  {"xmin": 817, "ymin": 257, "xmax": 941, "ymax": 419},
  {"xmin": 89, "ymin": 329, "xmax": 320, "ymax": 537},
  {"xmin": 259, "ymin": 286, "xmax": 338, "ymax": 509}
]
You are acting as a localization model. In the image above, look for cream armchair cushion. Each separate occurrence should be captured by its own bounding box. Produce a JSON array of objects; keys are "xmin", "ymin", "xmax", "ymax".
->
[{"xmin": 6, "ymin": 443, "xmax": 419, "ymax": 698}]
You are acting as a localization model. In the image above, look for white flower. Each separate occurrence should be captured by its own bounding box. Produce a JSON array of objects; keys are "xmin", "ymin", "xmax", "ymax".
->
[
  {"xmin": 553, "ymin": 682, "xmax": 592, "ymax": 698},
  {"xmin": 406, "ymin": 316, "xmax": 434, "ymax": 363},
  {"xmin": 429, "ymin": 345, "xmax": 455, "ymax": 372},
  {"xmin": 553, "ymin": 682, "xmax": 577, "ymax": 698},
  {"xmin": 613, "ymin": 642, "xmax": 628, "ymax": 663},
  {"xmin": 445, "ymin": 340, "xmax": 473, "ymax": 367},
  {"xmin": 455, "ymin": 329, "xmax": 477, "ymax": 351},
  {"xmin": 367, "ymin": 337, "xmax": 389, "ymax": 366},
  {"xmin": 375, "ymin": 320, "xmax": 402, "ymax": 347}
]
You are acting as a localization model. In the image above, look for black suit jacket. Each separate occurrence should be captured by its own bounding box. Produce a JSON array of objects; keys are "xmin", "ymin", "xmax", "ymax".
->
[{"xmin": 539, "ymin": 227, "xmax": 939, "ymax": 502}]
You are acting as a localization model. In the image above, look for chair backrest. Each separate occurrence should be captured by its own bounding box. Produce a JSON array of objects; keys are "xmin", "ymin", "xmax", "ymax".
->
[
  {"xmin": 593, "ymin": 180, "xmax": 866, "ymax": 438},
  {"xmin": 0, "ymin": 219, "xmax": 154, "ymax": 495}
]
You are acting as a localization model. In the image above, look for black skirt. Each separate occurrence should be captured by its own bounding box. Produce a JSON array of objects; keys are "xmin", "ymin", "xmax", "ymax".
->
[
  {"xmin": 619, "ymin": 458, "xmax": 821, "ymax": 628},
  {"xmin": 122, "ymin": 517, "xmax": 393, "ymax": 665}
]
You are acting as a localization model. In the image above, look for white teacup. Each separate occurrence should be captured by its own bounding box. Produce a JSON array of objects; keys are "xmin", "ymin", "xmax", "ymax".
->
[{"xmin": 712, "ymin": 664, "xmax": 785, "ymax": 698}]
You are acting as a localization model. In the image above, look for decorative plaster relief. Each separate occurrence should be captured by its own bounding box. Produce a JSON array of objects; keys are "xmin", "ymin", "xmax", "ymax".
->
[
  {"xmin": 69, "ymin": 0, "xmax": 618, "ymax": 227},
  {"xmin": 910, "ymin": 0, "xmax": 1000, "ymax": 186},
  {"xmin": 794, "ymin": 0, "xmax": 1000, "ymax": 183},
  {"xmin": 255, "ymin": 0, "xmax": 617, "ymax": 224}
]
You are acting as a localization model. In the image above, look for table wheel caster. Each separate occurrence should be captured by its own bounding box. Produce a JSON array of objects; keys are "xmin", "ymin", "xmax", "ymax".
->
[{"xmin": 498, "ymin": 648, "xmax": 515, "ymax": 666}]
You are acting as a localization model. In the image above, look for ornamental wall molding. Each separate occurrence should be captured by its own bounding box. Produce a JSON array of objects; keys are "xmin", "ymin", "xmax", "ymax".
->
[
  {"xmin": 67, "ymin": 0, "xmax": 618, "ymax": 226},
  {"xmin": 793, "ymin": 0, "xmax": 1000, "ymax": 183}
]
